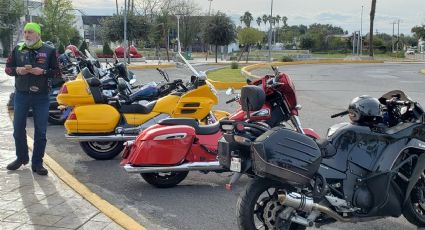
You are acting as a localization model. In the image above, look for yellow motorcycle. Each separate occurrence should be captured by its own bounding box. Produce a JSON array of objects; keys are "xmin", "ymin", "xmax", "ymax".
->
[{"xmin": 57, "ymin": 66, "xmax": 229, "ymax": 160}]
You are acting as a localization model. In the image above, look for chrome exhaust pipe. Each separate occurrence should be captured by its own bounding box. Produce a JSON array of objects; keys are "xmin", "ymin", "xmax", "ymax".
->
[
  {"xmin": 278, "ymin": 192, "xmax": 381, "ymax": 223},
  {"xmin": 123, "ymin": 161, "xmax": 223, "ymax": 173},
  {"xmin": 65, "ymin": 134, "xmax": 137, "ymax": 142}
]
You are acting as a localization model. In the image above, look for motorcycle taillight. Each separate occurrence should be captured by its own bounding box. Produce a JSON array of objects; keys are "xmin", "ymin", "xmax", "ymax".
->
[
  {"xmin": 59, "ymin": 85, "xmax": 68, "ymax": 94},
  {"xmin": 68, "ymin": 112, "xmax": 77, "ymax": 120}
]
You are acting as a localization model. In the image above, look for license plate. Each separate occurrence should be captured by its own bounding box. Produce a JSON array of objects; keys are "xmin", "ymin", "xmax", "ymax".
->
[{"xmin": 230, "ymin": 157, "xmax": 241, "ymax": 172}]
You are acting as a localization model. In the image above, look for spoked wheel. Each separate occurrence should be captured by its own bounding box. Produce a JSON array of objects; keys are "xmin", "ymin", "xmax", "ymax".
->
[
  {"xmin": 141, "ymin": 171, "xmax": 189, "ymax": 188},
  {"xmin": 79, "ymin": 141, "xmax": 124, "ymax": 160},
  {"xmin": 403, "ymin": 171, "xmax": 425, "ymax": 227},
  {"xmin": 237, "ymin": 178, "xmax": 306, "ymax": 230}
]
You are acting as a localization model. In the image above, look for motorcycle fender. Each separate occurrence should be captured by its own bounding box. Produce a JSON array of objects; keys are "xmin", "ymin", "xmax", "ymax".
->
[
  {"xmin": 126, "ymin": 125, "xmax": 196, "ymax": 165},
  {"xmin": 64, "ymin": 104, "xmax": 120, "ymax": 133}
]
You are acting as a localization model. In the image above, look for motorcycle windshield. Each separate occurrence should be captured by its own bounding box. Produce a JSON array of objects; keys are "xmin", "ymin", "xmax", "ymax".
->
[{"xmin": 379, "ymin": 90, "xmax": 413, "ymax": 103}]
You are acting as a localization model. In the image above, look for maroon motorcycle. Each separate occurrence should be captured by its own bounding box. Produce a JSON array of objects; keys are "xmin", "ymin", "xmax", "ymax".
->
[{"xmin": 120, "ymin": 67, "xmax": 320, "ymax": 188}]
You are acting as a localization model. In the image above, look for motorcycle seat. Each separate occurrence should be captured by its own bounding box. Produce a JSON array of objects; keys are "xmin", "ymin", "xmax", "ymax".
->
[
  {"xmin": 158, "ymin": 118, "xmax": 220, "ymax": 135},
  {"xmin": 119, "ymin": 100, "xmax": 157, "ymax": 114}
]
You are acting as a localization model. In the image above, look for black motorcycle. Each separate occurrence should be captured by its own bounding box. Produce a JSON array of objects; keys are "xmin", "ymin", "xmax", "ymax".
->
[{"xmin": 219, "ymin": 90, "xmax": 425, "ymax": 229}]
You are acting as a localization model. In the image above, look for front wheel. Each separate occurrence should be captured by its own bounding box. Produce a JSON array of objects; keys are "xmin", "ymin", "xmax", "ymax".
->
[
  {"xmin": 403, "ymin": 171, "xmax": 425, "ymax": 227},
  {"xmin": 237, "ymin": 178, "xmax": 306, "ymax": 230},
  {"xmin": 141, "ymin": 171, "xmax": 189, "ymax": 188},
  {"xmin": 79, "ymin": 141, "xmax": 124, "ymax": 160}
]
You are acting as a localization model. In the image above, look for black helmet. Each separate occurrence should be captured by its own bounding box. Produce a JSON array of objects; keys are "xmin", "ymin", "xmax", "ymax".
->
[{"xmin": 348, "ymin": 95, "xmax": 382, "ymax": 125}]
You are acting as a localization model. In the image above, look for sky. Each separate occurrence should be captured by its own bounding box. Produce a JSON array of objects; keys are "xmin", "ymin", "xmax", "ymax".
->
[{"xmin": 71, "ymin": 0, "xmax": 425, "ymax": 35}]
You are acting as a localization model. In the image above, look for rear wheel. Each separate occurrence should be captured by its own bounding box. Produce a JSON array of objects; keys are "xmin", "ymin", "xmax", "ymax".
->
[
  {"xmin": 237, "ymin": 178, "xmax": 306, "ymax": 230},
  {"xmin": 141, "ymin": 171, "xmax": 189, "ymax": 188},
  {"xmin": 79, "ymin": 141, "xmax": 124, "ymax": 160}
]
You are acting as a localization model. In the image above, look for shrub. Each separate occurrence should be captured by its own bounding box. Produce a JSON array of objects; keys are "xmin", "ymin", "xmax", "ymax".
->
[
  {"xmin": 103, "ymin": 42, "xmax": 113, "ymax": 55},
  {"xmin": 79, "ymin": 41, "xmax": 88, "ymax": 52},
  {"xmin": 280, "ymin": 56, "xmax": 294, "ymax": 62},
  {"xmin": 230, "ymin": 61, "xmax": 239, "ymax": 69}
]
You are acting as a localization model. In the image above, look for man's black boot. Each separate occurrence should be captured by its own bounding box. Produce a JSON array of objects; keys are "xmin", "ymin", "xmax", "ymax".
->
[
  {"xmin": 32, "ymin": 165, "xmax": 48, "ymax": 176},
  {"xmin": 6, "ymin": 159, "xmax": 28, "ymax": 170}
]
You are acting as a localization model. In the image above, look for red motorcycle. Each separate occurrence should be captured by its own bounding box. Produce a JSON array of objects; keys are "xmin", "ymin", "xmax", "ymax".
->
[{"xmin": 120, "ymin": 67, "xmax": 320, "ymax": 188}]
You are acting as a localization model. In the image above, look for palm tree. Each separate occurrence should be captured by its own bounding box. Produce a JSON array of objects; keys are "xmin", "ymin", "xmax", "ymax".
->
[
  {"xmin": 262, "ymin": 14, "xmax": 268, "ymax": 28},
  {"xmin": 275, "ymin": 15, "xmax": 281, "ymax": 27},
  {"xmin": 282, "ymin": 16, "xmax": 288, "ymax": 27},
  {"xmin": 241, "ymin": 11, "xmax": 254, "ymax": 28},
  {"xmin": 369, "ymin": 0, "xmax": 377, "ymax": 57},
  {"xmin": 256, "ymin": 16, "xmax": 262, "ymax": 29}
]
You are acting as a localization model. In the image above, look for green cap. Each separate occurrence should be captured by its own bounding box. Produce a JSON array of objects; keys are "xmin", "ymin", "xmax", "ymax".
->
[{"xmin": 24, "ymin": 22, "xmax": 41, "ymax": 35}]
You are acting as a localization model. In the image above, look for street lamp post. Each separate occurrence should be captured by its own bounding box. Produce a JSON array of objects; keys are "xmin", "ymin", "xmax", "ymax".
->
[
  {"xmin": 268, "ymin": 0, "xmax": 273, "ymax": 62},
  {"xmin": 360, "ymin": 5, "xmax": 363, "ymax": 55},
  {"xmin": 124, "ymin": 0, "xmax": 129, "ymax": 64},
  {"xmin": 176, "ymin": 15, "xmax": 181, "ymax": 53},
  {"xmin": 208, "ymin": 0, "xmax": 213, "ymax": 16}
]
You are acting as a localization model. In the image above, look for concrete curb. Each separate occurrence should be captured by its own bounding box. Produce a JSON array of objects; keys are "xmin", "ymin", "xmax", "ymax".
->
[
  {"xmin": 420, "ymin": 69, "xmax": 425, "ymax": 75},
  {"xmin": 128, "ymin": 63, "xmax": 176, "ymax": 70},
  {"xmin": 241, "ymin": 60, "xmax": 385, "ymax": 79},
  {"xmin": 7, "ymin": 112, "xmax": 147, "ymax": 230}
]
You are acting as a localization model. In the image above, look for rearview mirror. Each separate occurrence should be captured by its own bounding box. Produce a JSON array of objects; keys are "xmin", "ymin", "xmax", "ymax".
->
[{"xmin": 226, "ymin": 88, "xmax": 235, "ymax": 95}]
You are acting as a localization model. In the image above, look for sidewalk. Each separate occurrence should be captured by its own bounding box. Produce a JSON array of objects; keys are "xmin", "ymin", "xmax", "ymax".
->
[{"xmin": 0, "ymin": 68, "xmax": 126, "ymax": 229}]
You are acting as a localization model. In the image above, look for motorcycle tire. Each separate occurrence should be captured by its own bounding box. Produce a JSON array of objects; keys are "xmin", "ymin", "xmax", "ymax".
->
[
  {"xmin": 402, "ymin": 185, "xmax": 425, "ymax": 227},
  {"xmin": 141, "ymin": 171, "xmax": 189, "ymax": 188},
  {"xmin": 237, "ymin": 178, "xmax": 306, "ymax": 230},
  {"xmin": 79, "ymin": 141, "xmax": 124, "ymax": 160}
]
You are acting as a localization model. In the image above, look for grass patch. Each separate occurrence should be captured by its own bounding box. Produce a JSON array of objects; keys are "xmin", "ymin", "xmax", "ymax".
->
[{"xmin": 207, "ymin": 67, "xmax": 246, "ymax": 82}]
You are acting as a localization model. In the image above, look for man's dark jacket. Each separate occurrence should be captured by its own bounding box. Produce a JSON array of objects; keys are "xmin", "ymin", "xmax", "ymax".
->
[{"xmin": 5, "ymin": 43, "xmax": 61, "ymax": 94}]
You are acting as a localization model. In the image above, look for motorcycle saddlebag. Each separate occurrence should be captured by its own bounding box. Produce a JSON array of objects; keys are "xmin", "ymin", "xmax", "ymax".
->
[
  {"xmin": 251, "ymin": 127, "xmax": 322, "ymax": 185},
  {"xmin": 127, "ymin": 124, "xmax": 196, "ymax": 165},
  {"xmin": 65, "ymin": 104, "xmax": 120, "ymax": 133}
]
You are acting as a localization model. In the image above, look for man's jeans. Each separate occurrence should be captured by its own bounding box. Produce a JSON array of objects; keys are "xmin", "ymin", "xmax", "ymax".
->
[{"xmin": 13, "ymin": 91, "xmax": 49, "ymax": 167}]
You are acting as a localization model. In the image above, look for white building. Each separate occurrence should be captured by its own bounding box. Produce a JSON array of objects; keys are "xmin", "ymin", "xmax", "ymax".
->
[{"xmin": 419, "ymin": 38, "xmax": 425, "ymax": 53}]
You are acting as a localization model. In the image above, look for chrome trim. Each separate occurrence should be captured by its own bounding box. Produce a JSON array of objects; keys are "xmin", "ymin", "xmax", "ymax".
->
[
  {"xmin": 65, "ymin": 134, "xmax": 137, "ymax": 142},
  {"xmin": 123, "ymin": 161, "xmax": 223, "ymax": 173},
  {"xmin": 153, "ymin": 133, "xmax": 187, "ymax": 140}
]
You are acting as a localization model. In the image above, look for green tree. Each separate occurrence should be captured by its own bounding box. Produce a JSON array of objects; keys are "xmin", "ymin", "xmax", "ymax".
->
[
  {"xmin": 412, "ymin": 24, "xmax": 425, "ymax": 39},
  {"xmin": 204, "ymin": 12, "xmax": 236, "ymax": 63},
  {"xmin": 39, "ymin": 0, "xmax": 75, "ymax": 47},
  {"xmin": 256, "ymin": 17, "xmax": 262, "ymax": 28},
  {"xmin": 240, "ymin": 11, "xmax": 253, "ymax": 28},
  {"xmin": 300, "ymin": 35, "xmax": 315, "ymax": 50},
  {"xmin": 100, "ymin": 14, "xmax": 150, "ymax": 44},
  {"xmin": 369, "ymin": 0, "xmax": 377, "ymax": 57},
  {"xmin": 262, "ymin": 14, "xmax": 268, "ymax": 27},
  {"xmin": 0, "ymin": 0, "xmax": 24, "ymax": 56},
  {"xmin": 58, "ymin": 43, "xmax": 65, "ymax": 54},
  {"xmin": 237, "ymin": 27, "xmax": 264, "ymax": 63}
]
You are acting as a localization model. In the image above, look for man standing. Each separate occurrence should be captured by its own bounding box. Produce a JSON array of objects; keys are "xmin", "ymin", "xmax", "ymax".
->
[{"xmin": 5, "ymin": 22, "xmax": 60, "ymax": 175}]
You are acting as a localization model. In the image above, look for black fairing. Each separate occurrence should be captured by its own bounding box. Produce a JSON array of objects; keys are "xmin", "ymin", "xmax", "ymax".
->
[
  {"xmin": 319, "ymin": 121, "xmax": 425, "ymax": 216},
  {"xmin": 251, "ymin": 127, "xmax": 322, "ymax": 185}
]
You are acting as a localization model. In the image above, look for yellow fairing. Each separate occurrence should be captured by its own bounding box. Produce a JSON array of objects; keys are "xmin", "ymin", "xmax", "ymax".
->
[
  {"xmin": 173, "ymin": 84, "xmax": 218, "ymax": 119},
  {"xmin": 65, "ymin": 104, "xmax": 120, "ymax": 133},
  {"xmin": 57, "ymin": 72, "xmax": 94, "ymax": 106},
  {"xmin": 123, "ymin": 112, "xmax": 159, "ymax": 125}
]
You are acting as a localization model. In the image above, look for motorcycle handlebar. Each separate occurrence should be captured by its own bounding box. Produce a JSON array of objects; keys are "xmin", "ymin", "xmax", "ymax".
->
[
  {"xmin": 331, "ymin": 110, "xmax": 349, "ymax": 118},
  {"xmin": 226, "ymin": 96, "xmax": 239, "ymax": 104},
  {"xmin": 386, "ymin": 99, "xmax": 411, "ymax": 106}
]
